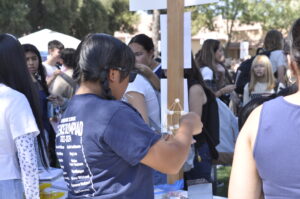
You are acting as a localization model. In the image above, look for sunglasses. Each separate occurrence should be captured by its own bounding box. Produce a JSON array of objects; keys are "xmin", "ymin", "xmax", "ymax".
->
[{"xmin": 111, "ymin": 67, "xmax": 138, "ymax": 83}]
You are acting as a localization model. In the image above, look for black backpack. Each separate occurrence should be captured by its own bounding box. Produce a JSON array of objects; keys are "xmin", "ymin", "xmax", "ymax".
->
[
  {"xmin": 194, "ymin": 87, "xmax": 220, "ymax": 159},
  {"xmin": 235, "ymin": 51, "xmax": 272, "ymax": 95}
]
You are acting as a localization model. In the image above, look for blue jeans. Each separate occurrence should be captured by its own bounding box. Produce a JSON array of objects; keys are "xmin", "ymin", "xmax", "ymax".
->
[{"xmin": 0, "ymin": 179, "xmax": 23, "ymax": 199}]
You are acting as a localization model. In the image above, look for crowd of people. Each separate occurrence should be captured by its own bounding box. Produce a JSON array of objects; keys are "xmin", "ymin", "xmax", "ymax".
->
[{"xmin": 1, "ymin": 17, "xmax": 300, "ymax": 199}]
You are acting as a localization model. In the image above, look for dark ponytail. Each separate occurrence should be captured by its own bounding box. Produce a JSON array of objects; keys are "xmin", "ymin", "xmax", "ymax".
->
[
  {"xmin": 99, "ymin": 66, "xmax": 114, "ymax": 100},
  {"xmin": 77, "ymin": 33, "xmax": 135, "ymax": 100}
]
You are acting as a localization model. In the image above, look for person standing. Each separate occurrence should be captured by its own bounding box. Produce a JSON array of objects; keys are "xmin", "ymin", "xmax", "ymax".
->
[
  {"xmin": 0, "ymin": 34, "xmax": 48, "ymax": 199},
  {"xmin": 243, "ymin": 55, "xmax": 284, "ymax": 106},
  {"xmin": 43, "ymin": 40, "xmax": 64, "ymax": 86},
  {"xmin": 55, "ymin": 33, "xmax": 202, "ymax": 198},
  {"xmin": 22, "ymin": 43, "xmax": 59, "ymax": 167},
  {"xmin": 129, "ymin": 34, "xmax": 164, "ymax": 79},
  {"xmin": 229, "ymin": 19, "xmax": 300, "ymax": 199},
  {"xmin": 196, "ymin": 39, "xmax": 236, "ymax": 98},
  {"xmin": 50, "ymin": 48, "xmax": 77, "ymax": 99},
  {"xmin": 264, "ymin": 30, "xmax": 287, "ymax": 84}
]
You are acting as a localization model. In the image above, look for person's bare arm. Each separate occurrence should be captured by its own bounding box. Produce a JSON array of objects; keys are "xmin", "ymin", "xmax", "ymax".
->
[
  {"xmin": 228, "ymin": 106, "xmax": 263, "ymax": 199},
  {"xmin": 141, "ymin": 112, "xmax": 203, "ymax": 174},
  {"xmin": 135, "ymin": 64, "xmax": 160, "ymax": 91},
  {"xmin": 277, "ymin": 65, "xmax": 286, "ymax": 85},
  {"xmin": 215, "ymin": 84, "xmax": 236, "ymax": 97},
  {"xmin": 46, "ymin": 70, "xmax": 61, "ymax": 86},
  {"xmin": 125, "ymin": 91, "xmax": 149, "ymax": 124},
  {"xmin": 189, "ymin": 84, "xmax": 207, "ymax": 119}
]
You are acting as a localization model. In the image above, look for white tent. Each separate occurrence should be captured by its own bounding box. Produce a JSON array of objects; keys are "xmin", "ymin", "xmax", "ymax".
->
[{"xmin": 19, "ymin": 29, "xmax": 81, "ymax": 59}]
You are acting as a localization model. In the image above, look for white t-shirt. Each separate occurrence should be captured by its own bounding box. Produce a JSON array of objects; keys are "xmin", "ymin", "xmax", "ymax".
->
[
  {"xmin": 0, "ymin": 84, "xmax": 39, "ymax": 180},
  {"xmin": 243, "ymin": 82, "xmax": 285, "ymax": 106},
  {"xmin": 269, "ymin": 50, "xmax": 287, "ymax": 73},
  {"xmin": 200, "ymin": 66, "xmax": 213, "ymax": 80},
  {"xmin": 124, "ymin": 74, "xmax": 160, "ymax": 130},
  {"xmin": 43, "ymin": 62, "xmax": 58, "ymax": 77}
]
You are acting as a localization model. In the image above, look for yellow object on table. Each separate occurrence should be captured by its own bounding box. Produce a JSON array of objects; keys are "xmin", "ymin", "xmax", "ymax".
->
[{"xmin": 40, "ymin": 183, "xmax": 65, "ymax": 199}]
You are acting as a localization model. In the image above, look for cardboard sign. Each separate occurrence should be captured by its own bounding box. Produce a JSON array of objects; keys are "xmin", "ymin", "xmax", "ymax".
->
[{"xmin": 129, "ymin": 0, "xmax": 219, "ymax": 11}]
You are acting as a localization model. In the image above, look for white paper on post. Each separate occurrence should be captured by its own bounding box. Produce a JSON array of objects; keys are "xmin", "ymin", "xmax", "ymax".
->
[
  {"xmin": 240, "ymin": 41, "xmax": 249, "ymax": 60},
  {"xmin": 161, "ymin": 12, "xmax": 192, "ymax": 69},
  {"xmin": 129, "ymin": 0, "xmax": 219, "ymax": 11},
  {"xmin": 160, "ymin": 79, "xmax": 189, "ymax": 133}
]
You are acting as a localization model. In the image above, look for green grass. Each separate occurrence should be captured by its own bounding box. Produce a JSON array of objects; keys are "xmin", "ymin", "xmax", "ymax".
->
[{"xmin": 215, "ymin": 166, "xmax": 231, "ymax": 197}]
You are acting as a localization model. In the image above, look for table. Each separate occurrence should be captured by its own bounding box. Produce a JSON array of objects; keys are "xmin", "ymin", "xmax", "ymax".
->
[{"xmin": 39, "ymin": 168, "xmax": 228, "ymax": 199}]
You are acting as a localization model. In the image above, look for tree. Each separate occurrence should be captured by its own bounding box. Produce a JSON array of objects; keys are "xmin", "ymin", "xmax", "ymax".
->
[
  {"xmin": 218, "ymin": 0, "xmax": 248, "ymax": 55},
  {"xmin": 191, "ymin": 0, "xmax": 300, "ymax": 55},
  {"xmin": 152, "ymin": 10, "xmax": 160, "ymax": 58},
  {"xmin": 72, "ymin": 0, "xmax": 109, "ymax": 39},
  {"xmin": 241, "ymin": 0, "xmax": 300, "ymax": 32},
  {"xmin": 101, "ymin": 0, "xmax": 139, "ymax": 34},
  {"xmin": 0, "ymin": 0, "xmax": 139, "ymax": 39},
  {"xmin": 190, "ymin": 0, "xmax": 250, "ymax": 55},
  {"xmin": 26, "ymin": 0, "xmax": 80, "ymax": 34},
  {"xmin": 188, "ymin": 4, "xmax": 217, "ymax": 35},
  {"xmin": 0, "ymin": 0, "xmax": 31, "ymax": 36}
]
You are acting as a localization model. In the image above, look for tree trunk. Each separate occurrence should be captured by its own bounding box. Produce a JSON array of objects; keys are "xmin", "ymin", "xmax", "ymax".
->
[
  {"xmin": 152, "ymin": 9, "xmax": 160, "ymax": 58},
  {"xmin": 225, "ymin": 8, "xmax": 238, "ymax": 57}
]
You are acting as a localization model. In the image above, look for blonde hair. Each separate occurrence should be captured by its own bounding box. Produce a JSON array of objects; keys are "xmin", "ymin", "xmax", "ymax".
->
[{"xmin": 249, "ymin": 55, "xmax": 275, "ymax": 93}]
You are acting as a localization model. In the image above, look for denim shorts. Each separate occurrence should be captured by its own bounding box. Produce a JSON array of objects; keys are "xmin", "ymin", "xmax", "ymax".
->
[{"xmin": 0, "ymin": 179, "xmax": 24, "ymax": 199}]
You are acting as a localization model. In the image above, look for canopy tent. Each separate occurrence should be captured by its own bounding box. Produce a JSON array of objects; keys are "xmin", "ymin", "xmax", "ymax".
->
[{"xmin": 19, "ymin": 29, "xmax": 81, "ymax": 60}]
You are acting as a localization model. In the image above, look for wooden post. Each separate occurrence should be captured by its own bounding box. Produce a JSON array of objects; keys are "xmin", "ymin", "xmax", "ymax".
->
[{"xmin": 167, "ymin": 0, "xmax": 184, "ymax": 184}]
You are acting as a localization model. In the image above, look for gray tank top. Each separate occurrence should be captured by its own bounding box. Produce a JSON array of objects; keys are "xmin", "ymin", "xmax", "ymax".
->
[{"xmin": 254, "ymin": 96, "xmax": 300, "ymax": 199}]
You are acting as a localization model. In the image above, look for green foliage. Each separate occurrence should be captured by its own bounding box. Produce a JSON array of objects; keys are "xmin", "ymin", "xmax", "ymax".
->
[
  {"xmin": 0, "ymin": 0, "xmax": 31, "ymax": 36},
  {"xmin": 106, "ymin": 0, "xmax": 139, "ymax": 34},
  {"xmin": 0, "ymin": 0, "xmax": 138, "ymax": 38},
  {"xmin": 72, "ymin": 0, "xmax": 109, "ymax": 39},
  {"xmin": 191, "ymin": 0, "xmax": 300, "ymax": 35},
  {"xmin": 187, "ymin": 5, "xmax": 216, "ymax": 35},
  {"xmin": 26, "ymin": 0, "xmax": 80, "ymax": 34},
  {"xmin": 242, "ymin": 0, "xmax": 300, "ymax": 31},
  {"xmin": 191, "ymin": 0, "xmax": 300, "ymax": 55}
]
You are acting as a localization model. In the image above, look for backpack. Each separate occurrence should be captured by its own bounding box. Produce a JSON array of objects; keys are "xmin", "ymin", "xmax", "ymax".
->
[{"xmin": 235, "ymin": 50, "xmax": 272, "ymax": 95}]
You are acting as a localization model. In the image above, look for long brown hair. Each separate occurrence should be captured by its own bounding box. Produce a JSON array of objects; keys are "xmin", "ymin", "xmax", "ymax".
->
[
  {"xmin": 195, "ymin": 39, "xmax": 220, "ymax": 73},
  {"xmin": 264, "ymin": 30, "xmax": 284, "ymax": 51},
  {"xmin": 249, "ymin": 55, "xmax": 275, "ymax": 93}
]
